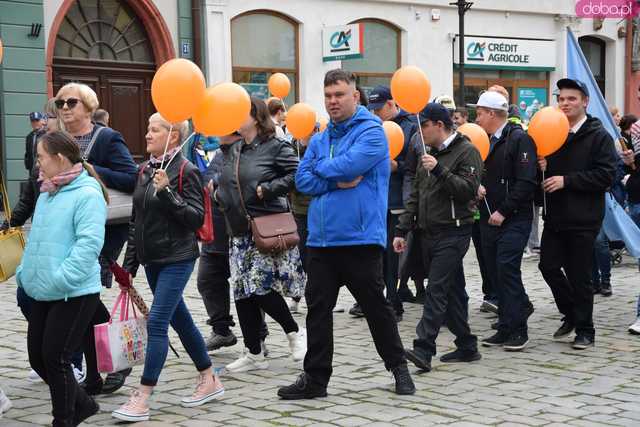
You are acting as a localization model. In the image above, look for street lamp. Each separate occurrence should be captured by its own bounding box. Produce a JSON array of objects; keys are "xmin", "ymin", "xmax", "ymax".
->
[{"xmin": 450, "ymin": 0, "xmax": 473, "ymax": 107}]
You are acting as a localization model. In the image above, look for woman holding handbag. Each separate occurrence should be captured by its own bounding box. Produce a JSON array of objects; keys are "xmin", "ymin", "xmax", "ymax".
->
[
  {"xmin": 16, "ymin": 130, "xmax": 108, "ymax": 426},
  {"xmin": 112, "ymin": 113, "xmax": 223, "ymax": 423},
  {"xmin": 216, "ymin": 97, "xmax": 306, "ymax": 373}
]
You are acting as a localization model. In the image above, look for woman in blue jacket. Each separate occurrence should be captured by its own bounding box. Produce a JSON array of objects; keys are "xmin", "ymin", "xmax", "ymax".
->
[{"xmin": 16, "ymin": 130, "xmax": 108, "ymax": 427}]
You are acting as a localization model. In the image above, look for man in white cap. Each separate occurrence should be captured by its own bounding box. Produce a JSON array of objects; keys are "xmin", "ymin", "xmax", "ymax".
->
[{"xmin": 473, "ymin": 91, "xmax": 537, "ymax": 351}]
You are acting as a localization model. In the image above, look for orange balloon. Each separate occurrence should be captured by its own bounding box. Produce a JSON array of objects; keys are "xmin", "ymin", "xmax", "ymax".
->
[
  {"xmin": 458, "ymin": 123, "xmax": 490, "ymax": 161},
  {"xmin": 528, "ymin": 106, "xmax": 570, "ymax": 157},
  {"xmin": 151, "ymin": 58, "xmax": 205, "ymax": 123},
  {"xmin": 286, "ymin": 103, "xmax": 316, "ymax": 139},
  {"xmin": 0, "ymin": 39, "xmax": 3, "ymax": 65},
  {"xmin": 268, "ymin": 73, "xmax": 291, "ymax": 99},
  {"xmin": 390, "ymin": 66, "xmax": 431, "ymax": 114},
  {"xmin": 192, "ymin": 83, "xmax": 251, "ymax": 137},
  {"xmin": 383, "ymin": 121, "xmax": 404, "ymax": 160},
  {"xmin": 318, "ymin": 117, "xmax": 329, "ymax": 132}
]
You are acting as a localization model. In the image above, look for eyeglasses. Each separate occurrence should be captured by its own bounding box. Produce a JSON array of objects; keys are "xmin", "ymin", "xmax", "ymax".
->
[{"xmin": 54, "ymin": 98, "xmax": 81, "ymax": 109}]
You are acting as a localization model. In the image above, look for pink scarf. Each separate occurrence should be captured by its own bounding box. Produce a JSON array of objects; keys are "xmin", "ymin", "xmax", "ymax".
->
[
  {"xmin": 39, "ymin": 163, "xmax": 83, "ymax": 195},
  {"xmin": 149, "ymin": 147, "xmax": 180, "ymax": 167}
]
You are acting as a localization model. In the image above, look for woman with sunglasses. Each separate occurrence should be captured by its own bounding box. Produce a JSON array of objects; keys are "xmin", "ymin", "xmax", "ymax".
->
[
  {"xmin": 216, "ymin": 97, "xmax": 306, "ymax": 373},
  {"xmin": 112, "ymin": 113, "xmax": 224, "ymax": 422},
  {"xmin": 54, "ymin": 83, "xmax": 139, "ymax": 394},
  {"xmin": 16, "ymin": 130, "xmax": 109, "ymax": 426}
]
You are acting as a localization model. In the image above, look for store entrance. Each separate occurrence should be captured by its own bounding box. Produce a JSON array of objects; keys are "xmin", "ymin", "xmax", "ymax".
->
[{"xmin": 453, "ymin": 69, "xmax": 549, "ymax": 123}]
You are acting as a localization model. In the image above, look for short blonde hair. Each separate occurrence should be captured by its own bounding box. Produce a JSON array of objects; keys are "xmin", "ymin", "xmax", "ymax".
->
[
  {"xmin": 57, "ymin": 82, "xmax": 100, "ymax": 113},
  {"xmin": 149, "ymin": 112, "xmax": 190, "ymax": 143}
]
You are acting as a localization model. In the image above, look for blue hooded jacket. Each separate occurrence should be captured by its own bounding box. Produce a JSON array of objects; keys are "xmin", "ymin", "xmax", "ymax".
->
[{"xmin": 295, "ymin": 106, "xmax": 390, "ymax": 248}]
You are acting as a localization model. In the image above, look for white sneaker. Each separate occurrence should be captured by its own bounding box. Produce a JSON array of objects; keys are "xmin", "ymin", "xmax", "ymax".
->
[
  {"xmin": 288, "ymin": 298, "xmax": 300, "ymax": 314},
  {"xmin": 27, "ymin": 369, "xmax": 42, "ymax": 383},
  {"xmin": 225, "ymin": 349, "xmax": 269, "ymax": 373},
  {"xmin": 73, "ymin": 367, "xmax": 86, "ymax": 383},
  {"xmin": 629, "ymin": 317, "xmax": 640, "ymax": 335},
  {"xmin": 0, "ymin": 388, "xmax": 12, "ymax": 417},
  {"xmin": 287, "ymin": 328, "xmax": 307, "ymax": 361}
]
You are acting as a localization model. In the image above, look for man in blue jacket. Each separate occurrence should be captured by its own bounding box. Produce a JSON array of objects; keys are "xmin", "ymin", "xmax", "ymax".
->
[{"xmin": 278, "ymin": 69, "xmax": 415, "ymax": 399}]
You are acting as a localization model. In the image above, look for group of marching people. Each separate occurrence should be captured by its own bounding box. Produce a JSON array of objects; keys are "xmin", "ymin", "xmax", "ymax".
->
[{"xmin": 3, "ymin": 66, "xmax": 626, "ymax": 425}]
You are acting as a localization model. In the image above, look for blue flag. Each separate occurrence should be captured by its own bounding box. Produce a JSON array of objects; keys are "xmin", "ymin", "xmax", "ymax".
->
[{"xmin": 566, "ymin": 27, "xmax": 620, "ymax": 140}]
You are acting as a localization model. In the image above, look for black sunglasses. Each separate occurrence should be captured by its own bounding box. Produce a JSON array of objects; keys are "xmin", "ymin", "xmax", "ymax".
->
[{"xmin": 55, "ymin": 98, "xmax": 81, "ymax": 109}]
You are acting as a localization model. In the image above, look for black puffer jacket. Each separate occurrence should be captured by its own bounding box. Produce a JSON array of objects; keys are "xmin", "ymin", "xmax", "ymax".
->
[
  {"xmin": 215, "ymin": 135, "xmax": 298, "ymax": 237},
  {"xmin": 123, "ymin": 152, "xmax": 204, "ymax": 276},
  {"xmin": 542, "ymin": 115, "xmax": 616, "ymax": 230}
]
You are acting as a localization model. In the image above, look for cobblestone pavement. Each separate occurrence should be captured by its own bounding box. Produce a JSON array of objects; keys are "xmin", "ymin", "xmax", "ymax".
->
[{"xmin": 1, "ymin": 247, "xmax": 640, "ymax": 426}]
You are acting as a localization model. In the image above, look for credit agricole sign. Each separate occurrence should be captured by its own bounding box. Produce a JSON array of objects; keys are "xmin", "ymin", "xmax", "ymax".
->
[{"xmin": 454, "ymin": 36, "xmax": 556, "ymax": 71}]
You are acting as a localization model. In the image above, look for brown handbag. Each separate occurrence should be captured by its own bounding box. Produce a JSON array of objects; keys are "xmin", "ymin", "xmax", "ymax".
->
[{"xmin": 234, "ymin": 148, "xmax": 299, "ymax": 254}]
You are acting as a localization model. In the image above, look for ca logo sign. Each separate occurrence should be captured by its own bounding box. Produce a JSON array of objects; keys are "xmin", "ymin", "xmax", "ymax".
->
[
  {"xmin": 467, "ymin": 42, "xmax": 486, "ymax": 61},
  {"xmin": 330, "ymin": 29, "xmax": 352, "ymax": 52}
]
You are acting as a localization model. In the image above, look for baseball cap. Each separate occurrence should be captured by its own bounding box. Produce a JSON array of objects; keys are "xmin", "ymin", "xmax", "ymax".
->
[
  {"xmin": 468, "ymin": 91, "xmax": 509, "ymax": 112},
  {"xmin": 557, "ymin": 78, "xmax": 589, "ymax": 97},
  {"xmin": 434, "ymin": 95, "xmax": 456, "ymax": 111},
  {"xmin": 418, "ymin": 102, "xmax": 454, "ymax": 127},
  {"xmin": 367, "ymin": 86, "xmax": 392, "ymax": 111},
  {"xmin": 29, "ymin": 112, "xmax": 45, "ymax": 121}
]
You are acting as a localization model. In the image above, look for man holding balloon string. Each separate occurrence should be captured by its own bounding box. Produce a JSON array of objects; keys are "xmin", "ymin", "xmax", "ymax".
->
[
  {"xmin": 471, "ymin": 91, "xmax": 537, "ymax": 352},
  {"xmin": 536, "ymin": 78, "xmax": 616, "ymax": 350}
]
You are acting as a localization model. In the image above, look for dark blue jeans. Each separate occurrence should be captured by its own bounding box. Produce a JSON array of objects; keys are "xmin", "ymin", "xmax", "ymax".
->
[
  {"xmin": 591, "ymin": 227, "xmax": 611, "ymax": 285},
  {"xmin": 480, "ymin": 219, "xmax": 532, "ymax": 336},
  {"xmin": 142, "ymin": 260, "xmax": 211, "ymax": 386},
  {"xmin": 384, "ymin": 212, "xmax": 403, "ymax": 314}
]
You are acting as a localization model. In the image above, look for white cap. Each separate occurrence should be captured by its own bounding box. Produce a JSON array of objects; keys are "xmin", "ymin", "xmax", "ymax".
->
[
  {"xmin": 434, "ymin": 94, "xmax": 456, "ymax": 111},
  {"xmin": 469, "ymin": 91, "xmax": 509, "ymax": 112}
]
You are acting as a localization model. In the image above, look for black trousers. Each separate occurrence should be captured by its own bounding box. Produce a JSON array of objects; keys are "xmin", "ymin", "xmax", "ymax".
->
[
  {"xmin": 293, "ymin": 214, "xmax": 309, "ymax": 303},
  {"xmin": 539, "ymin": 227, "xmax": 597, "ymax": 339},
  {"xmin": 480, "ymin": 220, "xmax": 532, "ymax": 336},
  {"xmin": 304, "ymin": 245, "xmax": 406, "ymax": 387},
  {"xmin": 472, "ymin": 221, "xmax": 495, "ymax": 301},
  {"xmin": 235, "ymin": 292, "xmax": 298, "ymax": 354},
  {"xmin": 415, "ymin": 228, "xmax": 477, "ymax": 356},
  {"xmin": 197, "ymin": 252, "xmax": 235, "ymax": 334},
  {"xmin": 27, "ymin": 294, "xmax": 99, "ymax": 426},
  {"xmin": 99, "ymin": 224, "xmax": 129, "ymax": 288},
  {"xmin": 384, "ymin": 212, "xmax": 403, "ymax": 313}
]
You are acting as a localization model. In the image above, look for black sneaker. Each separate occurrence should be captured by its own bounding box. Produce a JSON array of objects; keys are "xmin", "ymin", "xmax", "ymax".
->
[
  {"xmin": 277, "ymin": 373, "xmax": 327, "ymax": 400},
  {"xmin": 79, "ymin": 378, "xmax": 103, "ymax": 396},
  {"xmin": 397, "ymin": 288, "xmax": 416, "ymax": 303},
  {"xmin": 439, "ymin": 349, "xmax": 481, "ymax": 363},
  {"xmin": 526, "ymin": 302, "xmax": 535, "ymax": 318},
  {"xmin": 600, "ymin": 282, "xmax": 612, "ymax": 297},
  {"xmin": 480, "ymin": 299, "xmax": 499, "ymax": 314},
  {"xmin": 404, "ymin": 348, "xmax": 431, "ymax": 372},
  {"xmin": 491, "ymin": 320, "xmax": 499, "ymax": 330},
  {"xmin": 553, "ymin": 319, "xmax": 575, "ymax": 340},
  {"xmin": 503, "ymin": 333, "xmax": 529, "ymax": 351},
  {"xmin": 206, "ymin": 331, "xmax": 238, "ymax": 351},
  {"xmin": 481, "ymin": 331, "xmax": 508, "ymax": 347},
  {"xmin": 592, "ymin": 280, "xmax": 601, "ymax": 295},
  {"xmin": 414, "ymin": 290, "xmax": 426, "ymax": 304},
  {"xmin": 391, "ymin": 364, "xmax": 415, "ymax": 395},
  {"xmin": 394, "ymin": 311, "xmax": 403, "ymax": 323},
  {"xmin": 348, "ymin": 303, "xmax": 364, "ymax": 318},
  {"xmin": 73, "ymin": 394, "xmax": 99, "ymax": 426},
  {"xmin": 572, "ymin": 335, "xmax": 594, "ymax": 350},
  {"xmin": 101, "ymin": 368, "xmax": 132, "ymax": 395}
]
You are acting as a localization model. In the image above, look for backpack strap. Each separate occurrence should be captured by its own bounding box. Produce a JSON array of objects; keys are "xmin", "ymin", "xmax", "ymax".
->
[{"xmin": 178, "ymin": 160, "xmax": 188, "ymax": 194}]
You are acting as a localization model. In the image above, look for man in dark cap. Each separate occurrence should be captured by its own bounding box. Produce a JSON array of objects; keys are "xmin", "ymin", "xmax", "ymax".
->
[
  {"xmin": 394, "ymin": 103, "xmax": 483, "ymax": 371},
  {"xmin": 538, "ymin": 78, "xmax": 616, "ymax": 350}
]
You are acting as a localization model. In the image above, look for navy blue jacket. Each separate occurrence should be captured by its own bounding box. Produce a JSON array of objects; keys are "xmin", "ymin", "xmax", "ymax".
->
[
  {"xmin": 390, "ymin": 110, "xmax": 417, "ymax": 209},
  {"xmin": 88, "ymin": 125, "xmax": 138, "ymax": 193}
]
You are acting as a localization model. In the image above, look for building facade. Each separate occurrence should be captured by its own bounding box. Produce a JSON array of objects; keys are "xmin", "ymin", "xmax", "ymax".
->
[{"xmin": 0, "ymin": 0, "xmax": 633, "ymax": 205}]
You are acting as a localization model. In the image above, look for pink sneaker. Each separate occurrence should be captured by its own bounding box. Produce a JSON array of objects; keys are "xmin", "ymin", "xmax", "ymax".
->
[
  {"xmin": 111, "ymin": 390, "xmax": 150, "ymax": 422},
  {"xmin": 181, "ymin": 373, "xmax": 225, "ymax": 407}
]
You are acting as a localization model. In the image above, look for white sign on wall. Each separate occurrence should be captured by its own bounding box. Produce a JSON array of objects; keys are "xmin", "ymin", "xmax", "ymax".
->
[
  {"xmin": 322, "ymin": 24, "xmax": 364, "ymax": 62},
  {"xmin": 454, "ymin": 36, "xmax": 556, "ymax": 70}
]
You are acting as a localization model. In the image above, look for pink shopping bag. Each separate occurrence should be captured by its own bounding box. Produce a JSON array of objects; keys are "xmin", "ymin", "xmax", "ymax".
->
[{"xmin": 94, "ymin": 290, "xmax": 147, "ymax": 374}]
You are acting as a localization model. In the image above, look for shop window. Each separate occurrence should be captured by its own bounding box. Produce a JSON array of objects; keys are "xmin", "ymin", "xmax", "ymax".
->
[
  {"xmin": 343, "ymin": 19, "xmax": 400, "ymax": 98},
  {"xmin": 231, "ymin": 11, "xmax": 298, "ymax": 105},
  {"xmin": 579, "ymin": 36, "xmax": 606, "ymax": 97}
]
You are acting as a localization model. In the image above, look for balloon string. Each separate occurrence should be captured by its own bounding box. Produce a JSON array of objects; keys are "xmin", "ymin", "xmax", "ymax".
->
[
  {"xmin": 542, "ymin": 169, "xmax": 547, "ymax": 216},
  {"xmin": 159, "ymin": 124, "xmax": 174, "ymax": 170},
  {"xmin": 484, "ymin": 198, "xmax": 492, "ymax": 216},
  {"xmin": 416, "ymin": 114, "xmax": 429, "ymax": 176},
  {"xmin": 165, "ymin": 132, "xmax": 196, "ymax": 170}
]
